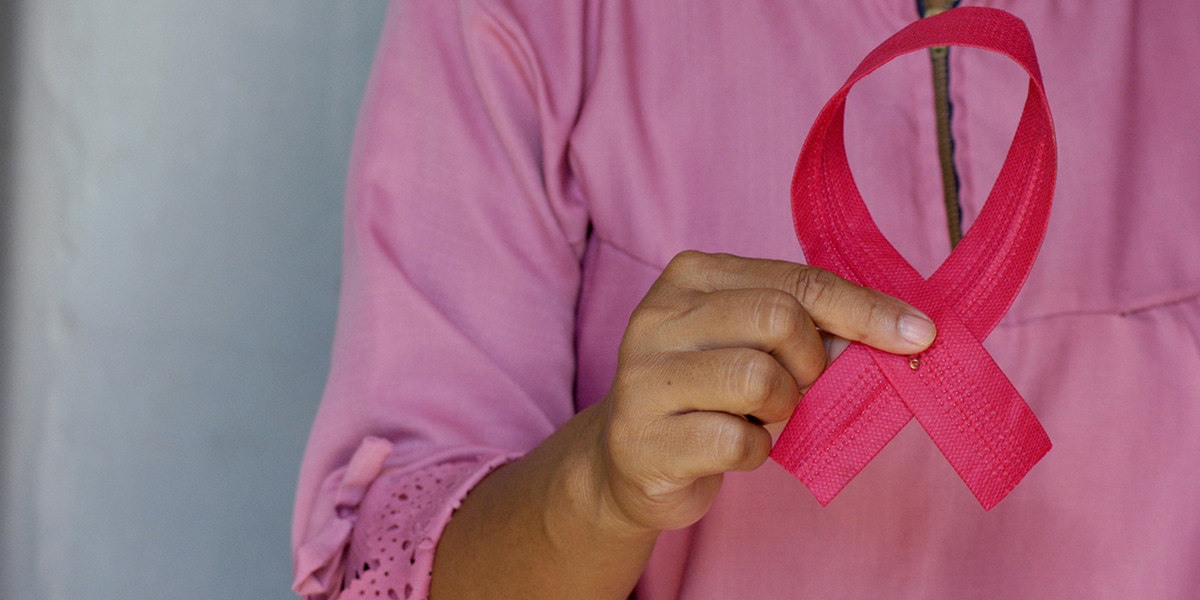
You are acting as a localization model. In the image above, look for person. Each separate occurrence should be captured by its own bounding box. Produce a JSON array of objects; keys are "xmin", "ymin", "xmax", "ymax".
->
[{"xmin": 292, "ymin": 2, "xmax": 1200, "ymax": 598}]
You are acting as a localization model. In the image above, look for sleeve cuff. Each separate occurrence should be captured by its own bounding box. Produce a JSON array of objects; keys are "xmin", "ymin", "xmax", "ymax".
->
[{"xmin": 293, "ymin": 439, "xmax": 521, "ymax": 599}]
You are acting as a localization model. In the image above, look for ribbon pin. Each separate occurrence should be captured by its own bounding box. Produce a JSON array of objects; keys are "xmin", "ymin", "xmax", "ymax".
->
[{"xmin": 770, "ymin": 7, "xmax": 1054, "ymax": 510}]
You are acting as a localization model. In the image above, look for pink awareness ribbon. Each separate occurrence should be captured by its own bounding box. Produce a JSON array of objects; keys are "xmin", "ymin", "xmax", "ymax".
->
[{"xmin": 770, "ymin": 7, "xmax": 1054, "ymax": 510}]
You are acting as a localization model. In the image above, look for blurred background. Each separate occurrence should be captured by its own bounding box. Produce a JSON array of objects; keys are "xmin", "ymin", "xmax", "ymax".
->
[{"xmin": 0, "ymin": 2, "xmax": 389, "ymax": 598}]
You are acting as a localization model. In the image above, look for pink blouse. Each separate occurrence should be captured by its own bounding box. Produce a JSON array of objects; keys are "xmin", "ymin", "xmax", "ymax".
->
[{"xmin": 293, "ymin": 2, "xmax": 1200, "ymax": 598}]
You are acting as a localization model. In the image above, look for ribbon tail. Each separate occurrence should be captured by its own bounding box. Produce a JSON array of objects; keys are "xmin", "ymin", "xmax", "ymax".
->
[
  {"xmin": 901, "ymin": 377, "xmax": 1050, "ymax": 510},
  {"xmin": 874, "ymin": 324, "xmax": 1052, "ymax": 510},
  {"xmin": 771, "ymin": 344, "xmax": 912, "ymax": 505}
]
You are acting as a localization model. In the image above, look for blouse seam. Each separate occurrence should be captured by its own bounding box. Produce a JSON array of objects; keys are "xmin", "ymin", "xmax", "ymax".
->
[{"xmin": 1001, "ymin": 288, "xmax": 1200, "ymax": 326}]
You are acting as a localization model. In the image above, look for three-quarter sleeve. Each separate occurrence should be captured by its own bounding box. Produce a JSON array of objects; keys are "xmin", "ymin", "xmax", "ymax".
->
[{"xmin": 291, "ymin": 2, "xmax": 593, "ymax": 597}]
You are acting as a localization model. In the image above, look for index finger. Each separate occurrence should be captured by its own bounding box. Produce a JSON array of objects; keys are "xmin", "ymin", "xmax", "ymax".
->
[{"xmin": 672, "ymin": 251, "xmax": 936, "ymax": 355}]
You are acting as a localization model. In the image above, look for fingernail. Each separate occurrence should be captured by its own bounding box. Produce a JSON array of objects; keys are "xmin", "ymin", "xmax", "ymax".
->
[{"xmin": 898, "ymin": 313, "xmax": 936, "ymax": 347}]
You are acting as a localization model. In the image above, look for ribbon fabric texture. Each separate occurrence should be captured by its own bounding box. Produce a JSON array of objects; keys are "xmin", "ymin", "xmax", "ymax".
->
[{"xmin": 770, "ymin": 7, "xmax": 1054, "ymax": 510}]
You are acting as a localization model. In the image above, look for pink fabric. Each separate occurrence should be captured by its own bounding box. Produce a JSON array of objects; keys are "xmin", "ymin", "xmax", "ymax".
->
[
  {"xmin": 773, "ymin": 7, "xmax": 1053, "ymax": 510},
  {"xmin": 294, "ymin": 1, "xmax": 1200, "ymax": 598},
  {"xmin": 339, "ymin": 451, "xmax": 517, "ymax": 600},
  {"xmin": 293, "ymin": 437, "xmax": 394, "ymax": 596}
]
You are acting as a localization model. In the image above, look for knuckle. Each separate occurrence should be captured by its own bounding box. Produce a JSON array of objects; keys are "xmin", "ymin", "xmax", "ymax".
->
[
  {"xmin": 622, "ymin": 305, "xmax": 663, "ymax": 344},
  {"xmin": 664, "ymin": 250, "xmax": 709, "ymax": 278},
  {"xmin": 861, "ymin": 297, "xmax": 893, "ymax": 334},
  {"xmin": 711, "ymin": 420, "xmax": 748, "ymax": 464},
  {"xmin": 622, "ymin": 298, "xmax": 698, "ymax": 358},
  {"xmin": 788, "ymin": 266, "xmax": 842, "ymax": 311},
  {"xmin": 712, "ymin": 420, "xmax": 765, "ymax": 468},
  {"xmin": 612, "ymin": 351, "xmax": 665, "ymax": 396},
  {"xmin": 728, "ymin": 350, "xmax": 777, "ymax": 408},
  {"xmin": 751, "ymin": 289, "xmax": 803, "ymax": 342}
]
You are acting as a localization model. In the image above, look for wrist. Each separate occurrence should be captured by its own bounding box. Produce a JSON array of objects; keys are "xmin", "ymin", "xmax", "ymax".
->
[{"xmin": 545, "ymin": 402, "xmax": 660, "ymax": 557}]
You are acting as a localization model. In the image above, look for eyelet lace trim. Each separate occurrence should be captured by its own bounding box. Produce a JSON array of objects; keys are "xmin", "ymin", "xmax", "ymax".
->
[{"xmin": 338, "ymin": 454, "xmax": 516, "ymax": 599}]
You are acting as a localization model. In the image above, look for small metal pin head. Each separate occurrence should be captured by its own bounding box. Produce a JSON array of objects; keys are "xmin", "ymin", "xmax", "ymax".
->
[{"xmin": 909, "ymin": 357, "xmax": 921, "ymax": 370}]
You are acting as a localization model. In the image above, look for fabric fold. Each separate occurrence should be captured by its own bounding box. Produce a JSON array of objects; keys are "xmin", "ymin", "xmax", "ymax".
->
[{"xmin": 292, "ymin": 436, "xmax": 395, "ymax": 597}]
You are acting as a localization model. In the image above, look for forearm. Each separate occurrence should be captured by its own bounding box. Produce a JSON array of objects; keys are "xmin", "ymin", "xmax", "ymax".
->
[{"xmin": 430, "ymin": 402, "xmax": 658, "ymax": 599}]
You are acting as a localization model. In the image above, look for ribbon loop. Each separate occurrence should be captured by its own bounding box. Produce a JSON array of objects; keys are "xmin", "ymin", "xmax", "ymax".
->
[{"xmin": 770, "ymin": 7, "xmax": 1054, "ymax": 510}]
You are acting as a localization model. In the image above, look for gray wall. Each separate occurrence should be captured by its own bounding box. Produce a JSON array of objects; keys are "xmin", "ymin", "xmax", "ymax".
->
[{"xmin": 0, "ymin": 2, "xmax": 389, "ymax": 598}]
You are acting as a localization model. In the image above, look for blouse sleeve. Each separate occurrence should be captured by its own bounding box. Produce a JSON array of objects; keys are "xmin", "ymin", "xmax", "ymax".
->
[{"xmin": 291, "ymin": 1, "xmax": 594, "ymax": 597}]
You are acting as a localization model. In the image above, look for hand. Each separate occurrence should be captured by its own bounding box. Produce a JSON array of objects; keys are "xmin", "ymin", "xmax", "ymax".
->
[{"xmin": 596, "ymin": 251, "xmax": 936, "ymax": 533}]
